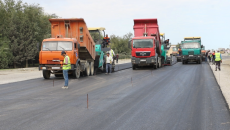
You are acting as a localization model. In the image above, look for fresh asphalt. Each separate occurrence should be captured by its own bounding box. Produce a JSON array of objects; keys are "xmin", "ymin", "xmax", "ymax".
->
[{"xmin": 0, "ymin": 61, "xmax": 230, "ymax": 130}]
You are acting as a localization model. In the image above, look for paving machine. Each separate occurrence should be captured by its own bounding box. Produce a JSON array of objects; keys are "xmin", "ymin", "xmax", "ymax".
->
[
  {"xmin": 88, "ymin": 27, "xmax": 115, "ymax": 72},
  {"xmin": 160, "ymin": 33, "xmax": 172, "ymax": 66}
]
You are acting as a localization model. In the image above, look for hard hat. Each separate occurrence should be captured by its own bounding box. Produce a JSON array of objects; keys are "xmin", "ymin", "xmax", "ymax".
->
[
  {"xmin": 106, "ymin": 51, "xmax": 110, "ymax": 54},
  {"xmin": 61, "ymin": 51, "xmax": 66, "ymax": 55}
]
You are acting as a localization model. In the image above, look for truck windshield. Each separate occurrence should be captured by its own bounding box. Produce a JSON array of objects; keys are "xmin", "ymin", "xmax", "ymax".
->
[
  {"xmin": 181, "ymin": 42, "xmax": 200, "ymax": 49},
  {"xmin": 42, "ymin": 41, "xmax": 73, "ymax": 51},
  {"xmin": 173, "ymin": 47, "xmax": 177, "ymax": 51},
  {"xmin": 133, "ymin": 39, "xmax": 153, "ymax": 48}
]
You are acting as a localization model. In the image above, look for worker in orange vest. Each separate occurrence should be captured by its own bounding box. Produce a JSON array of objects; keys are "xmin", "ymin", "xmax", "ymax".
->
[
  {"xmin": 178, "ymin": 48, "xmax": 182, "ymax": 56},
  {"xmin": 103, "ymin": 34, "xmax": 110, "ymax": 48},
  {"xmin": 212, "ymin": 51, "xmax": 215, "ymax": 64}
]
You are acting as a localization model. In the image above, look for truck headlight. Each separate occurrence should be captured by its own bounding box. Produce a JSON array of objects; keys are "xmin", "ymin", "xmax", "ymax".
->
[
  {"xmin": 42, "ymin": 67, "xmax": 46, "ymax": 70},
  {"xmin": 132, "ymin": 60, "xmax": 135, "ymax": 63},
  {"xmin": 198, "ymin": 56, "xmax": 200, "ymax": 57},
  {"xmin": 151, "ymin": 59, "xmax": 154, "ymax": 63}
]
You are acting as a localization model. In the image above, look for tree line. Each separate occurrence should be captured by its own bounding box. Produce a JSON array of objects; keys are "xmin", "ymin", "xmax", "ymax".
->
[
  {"xmin": 0, "ymin": 0, "xmax": 57, "ymax": 68},
  {"xmin": 110, "ymin": 32, "xmax": 132, "ymax": 56},
  {"xmin": 0, "ymin": 0, "xmax": 132, "ymax": 69}
]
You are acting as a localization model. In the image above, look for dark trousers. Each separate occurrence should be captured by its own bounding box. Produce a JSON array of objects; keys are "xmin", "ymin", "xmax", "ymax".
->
[
  {"xmin": 208, "ymin": 56, "xmax": 211, "ymax": 62},
  {"xmin": 215, "ymin": 61, "xmax": 221, "ymax": 70}
]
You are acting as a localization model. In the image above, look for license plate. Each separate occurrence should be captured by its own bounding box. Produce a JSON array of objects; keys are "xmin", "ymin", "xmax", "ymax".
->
[
  {"xmin": 52, "ymin": 67, "xmax": 60, "ymax": 69},
  {"xmin": 189, "ymin": 55, "xmax": 193, "ymax": 57},
  {"xmin": 140, "ymin": 59, "xmax": 146, "ymax": 62}
]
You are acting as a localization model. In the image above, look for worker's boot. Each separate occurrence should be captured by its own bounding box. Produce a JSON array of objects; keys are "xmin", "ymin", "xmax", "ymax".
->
[
  {"xmin": 215, "ymin": 68, "xmax": 217, "ymax": 71},
  {"xmin": 219, "ymin": 68, "xmax": 221, "ymax": 71}
]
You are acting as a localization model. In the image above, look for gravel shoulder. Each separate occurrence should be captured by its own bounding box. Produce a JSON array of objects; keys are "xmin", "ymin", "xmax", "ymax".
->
[
  {"xmin": 0, "ymin": 59, "xmax": 130, "ymax": 85},
  {"xmin": 209, "ymin": 53, "xmax": 230, "ymax": 109}
]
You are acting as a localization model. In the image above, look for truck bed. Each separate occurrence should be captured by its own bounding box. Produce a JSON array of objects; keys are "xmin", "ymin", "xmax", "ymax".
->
[{"xmin": 49, "ymin": 18, "xmax": 95, "ymax": 60}]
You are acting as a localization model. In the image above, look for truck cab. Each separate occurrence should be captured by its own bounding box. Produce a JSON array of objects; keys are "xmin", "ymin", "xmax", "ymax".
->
[
  {"xmin": 181, "ymin": 37, "xmax": 203, "ymax": 64},
  {"xmin": 39, "ymin": 38, "xmax": 79, "ymax": 78},
  {"xmin": 131, "ymin": 19, "xmax": 162, "ymax": 70},
  {"xmin": 172, "ymin": 46, "xmax": 178, "ymax": 56}
]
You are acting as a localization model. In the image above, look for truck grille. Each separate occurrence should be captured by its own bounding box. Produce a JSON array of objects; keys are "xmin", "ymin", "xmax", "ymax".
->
[
  {"xmin": 136, "ymin": 52, "xmax": 151, "ymax": 56},
  {"xmin": 188, "ymin": 51, "xmax": 194, "ymax": 55}
]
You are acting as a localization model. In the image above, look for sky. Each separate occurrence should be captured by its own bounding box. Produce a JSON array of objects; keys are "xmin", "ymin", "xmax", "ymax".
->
[{"xmin": 23, "ymin": 0, "xmax": 230, "ymax": 50}]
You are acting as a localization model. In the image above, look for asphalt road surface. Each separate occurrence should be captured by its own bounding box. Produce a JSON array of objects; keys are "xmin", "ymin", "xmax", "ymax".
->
[{"xmin": 0, "ymin": 62, "xmax": 230, "ymax": 130}]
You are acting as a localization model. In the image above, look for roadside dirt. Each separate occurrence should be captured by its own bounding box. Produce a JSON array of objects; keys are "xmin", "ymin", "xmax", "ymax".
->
[
  {"xmin": 0, "ymin": 59, "xmax": 130, "ymax": 85},
  {"xmin": 209, "ymin": 54, "xmax": 230, "ymax": 109}
]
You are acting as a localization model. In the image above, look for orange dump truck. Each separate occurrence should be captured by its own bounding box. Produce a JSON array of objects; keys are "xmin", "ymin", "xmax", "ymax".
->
[{"xmin": 39, "ymin": 18, "xmax": 95, "ymax": 79}]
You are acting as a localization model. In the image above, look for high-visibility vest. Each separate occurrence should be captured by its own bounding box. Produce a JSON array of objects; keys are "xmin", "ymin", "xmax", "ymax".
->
[
  {"xmin": 63, "ymin": 56, "xmax": 71, "ymax": 70},
  {"xmin": 215, "ymin": 53, "xmax": 221, "ymax": 61},
  {"xmin": 110, "ymin": 49, "xmax": 114, "ymax": 57}
]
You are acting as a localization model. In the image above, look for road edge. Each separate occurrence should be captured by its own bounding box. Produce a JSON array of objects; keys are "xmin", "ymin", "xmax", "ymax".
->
[{"xmin": 208, "ymin": 62, "xmax": 230, "ymax": 110}]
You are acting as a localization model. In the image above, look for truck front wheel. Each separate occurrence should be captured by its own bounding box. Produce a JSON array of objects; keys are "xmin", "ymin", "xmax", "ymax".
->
[
  {"xmin": 73, "ymin": 63, "xmax": 81, "ymax": 79},
  {"xmin": 153, "ymin": 60, "xmax": 158, "ymax": 69},
  {"xmin": 132, "ymin": 64, "xmax": 136, "ymax": 70},
  {"xmin": 43, "ymin": 70, "xmax": 51, "ymax": 79}
]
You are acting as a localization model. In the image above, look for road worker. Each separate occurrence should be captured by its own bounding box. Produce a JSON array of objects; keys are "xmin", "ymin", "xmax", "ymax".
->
[
  {"xmin": 212, "ymin": 51, "xmax": 215, "ymax": 64},
  {"xmin": 109, "ymin": 47, "xmax": 115, "ymax": 58},
  {"xmin": 116, "ymin": 54, "xmax": 119, "ymax": 63},
  {"xmin": 61, "ymin": 51, "xmax": 71, "ymax": 89},
  {"xmin": 103, "ymin": 34, "xmax": 110, "ymax": 48},
  {"xmin": 105, "ymin": 51, "xmax": 113, "ymax": 74},
  {"xmin": 178, "ymin": 48, "xmax": 182, "ymax": 56},
  {"xmin": 215, "ymin": 50, "xmax": 222, "ymax": 71}
]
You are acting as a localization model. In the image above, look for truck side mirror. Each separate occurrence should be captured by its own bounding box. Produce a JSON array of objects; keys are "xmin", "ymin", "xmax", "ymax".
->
[{"xmin": 201, "ymin": 45, "xmax": 203, "ymax": 48}]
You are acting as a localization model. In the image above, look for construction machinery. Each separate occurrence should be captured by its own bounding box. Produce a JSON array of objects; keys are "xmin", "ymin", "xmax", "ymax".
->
[
  {"xmin": 201, "ymin": 46, "xmax": 206, "ymax": 61},
  {"xmin": 172, "ymin": 46, "xmax": 178, "ymax": 56},
  {"xmin": 131, "ymin": 18, "xmax": 162, "ymax": 69},
  {"xmin": 88, "ymin": 27, "xmax": 115, "ymax": 72},
  {"xmin": 181, "ymin": 37, "xmax": 203, "ymax": 64},
  {"xmin": 176, "ymin": 47, "xmax": 182, "ymax": 62},
  {"xmin": 39, "ymin": 18, "xmax": 95, "ymax": 79},
  {"xmin": 160, "ymin": 33, "xmax": 172, "ymax": 66}
]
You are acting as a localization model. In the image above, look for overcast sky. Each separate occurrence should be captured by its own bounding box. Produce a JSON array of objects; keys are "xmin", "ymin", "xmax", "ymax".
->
[{"xmin": 24, "ymin": 0, "xmax": 230, "ymax": 50}]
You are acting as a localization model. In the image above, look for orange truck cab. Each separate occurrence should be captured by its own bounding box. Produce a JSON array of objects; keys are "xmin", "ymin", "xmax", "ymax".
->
[{"xmin": 39, "ymin": 18, "xmax": 95, "ymax": 79}]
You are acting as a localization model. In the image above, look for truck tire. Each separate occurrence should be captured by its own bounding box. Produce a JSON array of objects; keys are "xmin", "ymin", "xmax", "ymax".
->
[
  {"xmin": 153, "ymin": 59, "xmax": 158, "ymax": 69},
  {"xmin": 84, "ymin": 64, "xmax": 90, "ymax": 76},
  {"xmin": 90, "ymin": 62, "xmax": 94, "ymax": 76},
  {"xmin": 43, "ymin": 70, "xmax": 51, "ymax": 79},
  {"xmin": 161, "ymin": 57, "xmax": 164, "ymax": 67},
  {"xmin": 73, "ymin": 63, "xmax": 81, "ymax": 79},
  {"xmin": 132, "ymin": 65, "xmax": 136, "ymax": 70}
]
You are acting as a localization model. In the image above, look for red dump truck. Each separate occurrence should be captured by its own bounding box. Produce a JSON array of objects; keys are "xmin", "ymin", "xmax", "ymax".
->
[
  {"xmin": 39, "ymin": 18, "xmax": 95, "ymax": 79},
  {"xmin": 131, "ymin": 19, "xmax": 162, "ymax": 69}
]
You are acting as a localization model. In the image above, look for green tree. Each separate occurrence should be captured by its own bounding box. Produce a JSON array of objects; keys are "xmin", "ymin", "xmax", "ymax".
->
[
  {"xmin": 110, "ymin": 32, "xmax": 133, "ymax": 55},
  {"xmin": 0, "ymin": 34, "xmax": 13, "ymax": 68},
  {"xmin": 0, "ymin": 0, "xmax": 58, "ymax": 68}
]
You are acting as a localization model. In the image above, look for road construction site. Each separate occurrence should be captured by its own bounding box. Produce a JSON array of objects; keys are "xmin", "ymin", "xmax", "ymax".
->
[{"xmin": 1, "ymin": 57, "xmax": 230, "ymax": 130}]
